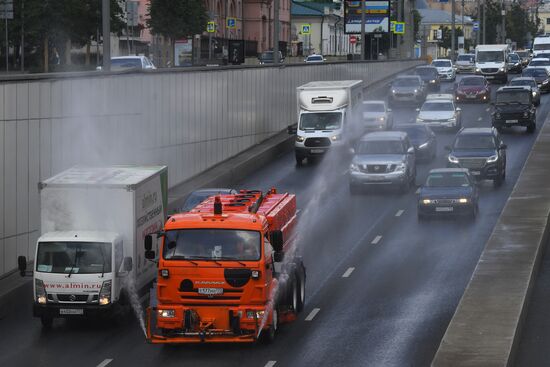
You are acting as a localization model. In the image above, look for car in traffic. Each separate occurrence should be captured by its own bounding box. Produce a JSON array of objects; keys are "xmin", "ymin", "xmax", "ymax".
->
[
  {"xmin": 515, "ymin": 50, "xmax": 531, "ymax": 66},
  {"xmin": 304, "ymin": 54, "xmax": 326, "ymax": 63},
  {"xmin": 362, "ymin": 100, "xmax": 393, "ymax": 131},
  {"xmin": 527, "ymin": 58, "xmax": 550, "ymax": 73},
  {"xmin": 454, "ymin": 75, "xmax": 490, "ymax": 103},
  {"xmin": 507, "ymin": 53, "xmax": 523, "ymax": 74},
  {"xmin": 508, "ymin": 77, "xmax": 541, "ymax": 106},
  {"xmin": 179, "ymin": 188, "xmax": 238, "ymax": 212},
  {"xmin": 416, "ymin": 94, "xmax": 462, "ymax": 131},
  {"xmin": 258, "ymin": 51, "xmax": 285, "ymax": 64},
  {"xmin": 455, "ymin": 53, "xmax": 476, "ymax": 73},
  {"xmin": 446, "ymin": 127, "xmax": 507, "ymax": 188},
  {"xmin": 349, "ymin": 131, "xmax": 416, "ymax": 194},
  {"xmin": 388, "ymin": 75, "xmax": 426, "ymax": 106},
  {"xmin": 417, "ymin": 168, "xmax": 479, "ymax": 220},
  {"xmin": 414, "ymin": 66, "xmax": 441, "ymax": 91},
  {"xmin": 392, "ymin": 124, "xmax": 437, "ymax": 161},
  {"xmin": 431, "ymin": 59, "xmax": 456, "ymax": 81},
  {"xmin": 103, "ymin": 56, "xmax": 156, "ymax": 71},
  {"xmin": 491, "ymin": 86, "xmax": 536, "ymax": 133},
  {"xmin": 522, "ymin": 67, "xmax": 550, "ymax": 92}
]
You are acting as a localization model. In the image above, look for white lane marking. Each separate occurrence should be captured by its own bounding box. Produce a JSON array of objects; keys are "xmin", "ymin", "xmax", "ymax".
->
[
  {"xmin": 477, "ymin": 117, "xmax": 482, "ymax": 121},
  {"xmin": 97, "ymin": 360, "xmax": 113, "ymax": 367},
  {"xmin": 415, "ymin": 188, "xmax": 421, "ymax": 194},
  {"xmin": 395, "ymin": 209, "xmax": 404, "ymax": 217},
  {"xmin": 485, "ymin": 107, "xmax": 490, "ymax": 112},
  {"xmin": 264, "ymin": 361, "xmax": 277, "ymax": 367},
  {"xmin": 341, "ymin": 169, "xmax": 349, "ymax": 176},
  {"xmin": 305, "ymin": 308, "xmax": 321, "ymax": 321},
  {"xmin": 342, "ymin": 267, "xmax": 355, "ymax": 278},
  {"xmin": 371, "ymin": 235, "xmax": 382, "ymax": 245}
]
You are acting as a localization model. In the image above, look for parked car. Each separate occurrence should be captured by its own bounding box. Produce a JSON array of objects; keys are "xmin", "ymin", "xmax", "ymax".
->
[
  {"xmin": 349, "ymin": 131, "xmax": 416, "ymax": 194},
  {"xmin": 393, "ymin": 124, "xmax": 437, "ymax": 161},
  {"xmin": 258, "ymin": 51, "xmax": 285, "ymax": 64},
  {"xmin": 508, "ymin": 77, "xmax": 541, "ymax": 106},
  {"xmin": 388, "ymin": 75, "xmax": 426, "ymax": 106},
  {"xmin": 414, "ymin": 66, "xmax": 441, "ymax": 91},
  {"xmin": 454, "ymin": 75, "xmax": 491, "ymax": 103},
  {"xmin": 455, "ymin": 53, "xmax": 476, "ymax": 73},
  {"xmin": 507, "ymin": 53, "xmax": 523, "ymax": 73},
  {"xmin": 417, "ymin": 168, "xmax": 479, "ymax": 220},
  {"xmin": 446, "ymin": 127, "xmax": 507, "ymax": 188},
  {"xmin": 491, "ymin": 86, "xmax": 536, "ymax": 133},
  {"xmin": 362, "ymin": 100, "xmax": 393, "ymax": 131},
  {"xmin": 522, "ymin": 67, "xmax": 550, "ymax": 92},
  {"xmin": 179, "ymin": 188, "xmax": 238, "ymax": 212},
  {"xmin": 431, "ymin": 59, "xmax": 456, "ymax": 81},
  {"xmin": 305, "ymin": 54, "xmax": 326, "ymax": 63},
  {"xmin": 527, "ymin": 58, "xmax": 550, "ymax": 73},
  {"xmin": 416, "ymin": 94, "xmax": 462, "ymax": 131},
  {"xmin": 100, "ymin": 56, "xmax": 156, "ymax": 71}
]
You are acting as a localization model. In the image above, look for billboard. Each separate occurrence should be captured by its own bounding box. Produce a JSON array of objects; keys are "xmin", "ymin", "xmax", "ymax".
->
[{"xmin": 344, "ymin": 1, "xmax": 390, "ymax": 34}]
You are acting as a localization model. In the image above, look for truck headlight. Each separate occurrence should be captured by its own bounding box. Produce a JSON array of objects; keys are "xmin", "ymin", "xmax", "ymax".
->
[
  {"xmin": 99, "ymin": 280, "xmax": 112, "ymax": 306},
  {"xmin": 487, "ymin": 154, "xmax": 499, "ymax": 163},
  {"xmin": 158, "ymin": 309, "xmax": 176, "ymax": 318},
  {"xmin": 414, "ymin": 89, "xmax": 418, "ymax": 93},
  {"xmin": 499, "ymin": 67, "xmax": 505, "ymax": 72},
  {"xmin": 35, "ymin": 279, "xmax": 47, "ymax": 304},
  {"xmin": 422, "ymin": 199, "xmax": 432, "ymax": 205},
  {"xmin": 476, "ymin": 68, "xmax": 481, "ymax": 73},
  {"xmin": 392, "ymin": 89, "xmax": 397, "ymax": 94},
  {"xmin": 331, "ymin": 134, "xmax": 341, "ymax": 141},
  {"xmin": 543, "ymin": 79, "xmax": 549, "ymax": 85},
  {"xmin": 350, "ymin": 163, "xmax": 359, "ymax": 172},
  {"xmin": 458, "ymin": 198, "xmax": 469, "ymax": 203},
  {"xmin": 379, "ymin": 117, "xmax": 386, "ymax": 122},
  {"xmin": 448, "ymin": 155, "xmax": 459, "ymax": 164},
  {"xmin": 296, "ymin": 135, "xmax": 305, "ymax": 143},
  {"xmin": 416, "ymin": 117, "xmax": 424, "ymax": 123}
]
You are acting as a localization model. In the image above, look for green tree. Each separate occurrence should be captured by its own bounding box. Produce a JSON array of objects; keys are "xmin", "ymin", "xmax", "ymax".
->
[
  {"xmin": 412, "ymin": 9, "xmax": 422, "ymax": 40},
  {"xmin": 440, "ymin": 26, "xmax": 463, "ymax": 52},
  {"xmin": 505, "ymin": 2, "xmax": 537, "ymax": 48}
]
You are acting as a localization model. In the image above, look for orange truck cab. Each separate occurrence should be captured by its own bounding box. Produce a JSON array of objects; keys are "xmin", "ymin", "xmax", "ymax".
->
[{"xmin": 144, "ymin": 189, "xmax": 306, "ymax": 343}]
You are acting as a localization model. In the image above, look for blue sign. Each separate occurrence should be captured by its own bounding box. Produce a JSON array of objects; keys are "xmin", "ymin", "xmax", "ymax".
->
[
  {"xmin": 394, "ymin": 22, "xmax": 404, "ymax": 34},
  {"xmin": 473, "ymin": 21, "xmax": 479, "ymax": 31},
  {"xmin": 226, "ymin": 17, "xmax": 236, "ymax": 29}
]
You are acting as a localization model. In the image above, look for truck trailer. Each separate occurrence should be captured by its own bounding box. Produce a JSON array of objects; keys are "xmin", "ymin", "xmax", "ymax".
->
[
  {"xmin": 145, "ymin": 188, "xmax": 305, "ymax": 343},
  {"xmin": 18, "ymin": 166, "xmax": 168, "ymax": 327}
]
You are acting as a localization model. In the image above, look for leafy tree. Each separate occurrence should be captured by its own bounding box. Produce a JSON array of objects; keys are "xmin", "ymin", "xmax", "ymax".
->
[
  {"xmin": 412, "ymin": 9, "xmax": 422, "ymax": 40},
  {"xmin": 440, "ymin": 26, "xmax": 463, "ymax": 52}
]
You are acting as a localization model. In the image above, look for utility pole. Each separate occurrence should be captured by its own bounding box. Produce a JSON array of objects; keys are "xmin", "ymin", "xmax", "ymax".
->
[
  {"xmin": 102, "ymin": 0, "xmax": 111, "ymax": 71},
  {"xmin": 361, "ymin": 0, "xmax": 366, "ymax": 60},
  {"xmin": 461, "ymin": 0, "xmax": 464, "ymax": 36},
  {"xmin": 501, "ymin": 0, "xmax": 506, "ymax": 44},
  {"xmin": 273, "ymin": 0, "xmax": 280, "ymax": 64},
  {"xmin": 476, "ymin": 0, "xmax": 480, "ymax": 45},
  {"xmin": 451, "ymin": 0, "xmax": 456, "ymax": 61},
  {"xmin": 482, "ymin": 0, "xmax": 486, "ymax": 44}
]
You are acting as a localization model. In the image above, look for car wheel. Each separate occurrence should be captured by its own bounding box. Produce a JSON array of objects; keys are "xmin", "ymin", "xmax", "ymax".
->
[
  {"xmin": 471, "ymin": 203, "xmax": 479, "ymax": 219},
  {"xmin": 527, "ymin": 123, "xmax": 536, "ymax": 134},
  {"xmin": 41, "ymin": 315, "xmax": 53, "ymax": 328},
  {"xmin": 295, "ymin": 154, "xmax": 304, "ymax": 167},
  {"xmin": 493, "ymin": 175, "xmax": 503, "ymax": 188}
]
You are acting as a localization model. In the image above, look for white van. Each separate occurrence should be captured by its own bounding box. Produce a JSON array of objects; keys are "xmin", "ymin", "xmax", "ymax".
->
[
  {"xmin": 475, "ymin": 44, "xmax": 509, "ymax": 83},
  {"xmin": 532, "ymin": 36, "xmax": 550, "ymax": 57}
]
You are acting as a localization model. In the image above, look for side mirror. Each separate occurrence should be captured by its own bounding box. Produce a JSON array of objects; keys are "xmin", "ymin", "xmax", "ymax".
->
[
  {"xmin": 270, "ymin": 230, "xmax": 283, "ymax": 252},
  {"xmin": 145, "ymin": 234, "xmax": 153, "ymax": 251},
  {"xmin": 18, "ymin": 256, "xmax": 27, "ymax": 277},
  {"xmin": 444, "ymin": 145, "xmax": 452, "ymax": 151},
  {"xmin": 123, "ymin": 257, "xmax": 133, "ymax": 272},
  {"xmin": 145, "ymin": 250, "xmax": 156, "ymax": 260},
  {"xmin": 287, "ymin": 125, "xmax": 297, "ymax": 134}
]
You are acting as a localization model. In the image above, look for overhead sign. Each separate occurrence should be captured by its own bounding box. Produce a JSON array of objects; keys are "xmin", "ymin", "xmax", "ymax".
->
[
  {"xmin": 344, "ymin": 1, "xmax": 390, "ymax": 34},
  {"xmin": 301, "ymin": 24, "xmax": 311, "ymax": 35},
  {"xmin": 394, "ymin": 22, "xmax": 405, "ymax": 35},
  {"xmin": 473, "ymin": 21, "xmax": 479, "ymax": 31},
  {"xmin": 207, "ymin": 21, "xmax": 216, "ymax": 33},
  {"xmin": 226, "ymin": 17, "xmax": 236, "ymax": 29}
]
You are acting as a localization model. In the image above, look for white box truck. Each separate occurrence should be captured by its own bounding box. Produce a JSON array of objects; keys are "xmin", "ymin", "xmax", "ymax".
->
[
  {"xmin": 292, "ymin": 80, "xmax": 365, "ymax": 166},
  {"xmin": 532, "ymin": 35, "xmax": 550, "ymax": 57},
  {"xmin": 475, "ymin": 44, "xmax": 509, "ymax": 83},
  {"xmin": 18, "ymin": 166, "xmax": 168, "ymax": 327}
]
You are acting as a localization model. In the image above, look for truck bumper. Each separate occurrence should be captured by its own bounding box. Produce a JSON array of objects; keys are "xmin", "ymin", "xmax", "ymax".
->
[{"xmin": 33, "ymin": 303, "xmax": 114, "ymax": 318}]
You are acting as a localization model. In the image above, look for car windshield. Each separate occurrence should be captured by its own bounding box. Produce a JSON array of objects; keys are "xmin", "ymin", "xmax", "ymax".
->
[
  {"xmin": 426, "ymin": 172, "xmax": 470, "ymax": 187},
  {"xmin": 516, "ymin": 51, "xmax": 528, "ymax": 57},
  {"xmin": 477, "ymin": 51, "xmax": 503, "ymax": 63},
  {"xmin": 111, "ymin": 58, "xmax": 141, "ymax": 70},
  {"xmin": 163, "ymin": 229, "xmax": 261, "ymax": 261},
  {"xmin": 454, "ymin": 135, "xmax": 495, "ymax": 150},
  {"xmin": 496, "ymin": 91, "xmax": 530, "ymax": 104},
  {"xmin": 509, "ymin": 54, "xmax": 520, "ymax": 61},
  {"xmin": 363, "ymin": 103, "xmax": 385, "ymax": 112},
  {"xmin": 534, "ymin": 43, "xmax": 550, "ymax": 51},
  {"xmin": 356, "ymin": 140, "xmax": 405, "ymax": 154},
  {"xmin": 457, "ymin": 55, "xmax": 474, "ymax": 62},
  {"xmin": 421, "ymin": 102, "xmax": 454, "ymax": 111},
  {"xmin": 523, "ymin": 68, "xmax": 547, "ymax": 77},
  {"xmin": 510, "ymin": 79, "xmax": 536, "ymax": 88},
  {"xmin": 396, "ymin": 126, "xmax": 428, "ymax": 140},
  {"xmin": 393, "ymin": 78, "xmax": 420, "ymax": 87},
  {"xmin": 432, "ymin": 61, "xmax": 451, "ymax": 67},
  {"xmin": 460, "ymin": 78, "xmax": 484, "ymax": 86},
  {"xmin": 415, "ymin": 68, "xmax": 438, "ymax": 77},
  {"xmin": 36, "ymin": 242, "xmax": 112, "ymax": 274},
  {"xmin": 307, "ymin": 55, "xmax": 323, "ymax": 61},
  {"xmin": 530, "ymin": 60, "xmax": 550, "ymax": 66},
  {"xmin": 300, "ymin": 112, "xmax": 342, "ymax": 130}
]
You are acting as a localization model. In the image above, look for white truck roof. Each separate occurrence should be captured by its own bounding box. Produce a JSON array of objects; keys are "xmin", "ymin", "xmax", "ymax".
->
[
  {"xmin": 297, "ymin": 80, "xmax": 363, "ymax": 90},
  {"xmin": 475, "ymin": 44, "xmax": 508, "ymax": 51},
  {"xmin": 41, "ymin": 166, "xmax": 167, "ymax": 189},
  {"xmin": 39, "ymin": 231, "xmax": 120, "ymax": 243}
]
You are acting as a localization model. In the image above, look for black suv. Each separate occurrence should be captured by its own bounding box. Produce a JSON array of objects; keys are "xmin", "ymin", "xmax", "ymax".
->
[
  {"xmin": 446, "ymin": 127, "xmax": 507, "ymax": 188},
  {"xmin": 492, "ymin": 86, "xmax": 536, "ymax": 133}
]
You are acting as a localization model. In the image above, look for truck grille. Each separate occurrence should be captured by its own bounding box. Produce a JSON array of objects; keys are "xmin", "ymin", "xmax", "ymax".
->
[
  {"xmin": 56, "ymin": 294, "xmax": 90, "ymax": 302},
  {"xmin": 360, "ymin": 164, "xmax": 395, "ymax": 173},
  {"xmin": 305, "ymin": 137, "xmax": 331, "ymax": 147},
  {"xmin": 458, "ymin": 158, "xmax": 486, "ymax": 169},
  {"xmin": 481, "ymin": 68, "xmax": 498, "ymax": 74}
]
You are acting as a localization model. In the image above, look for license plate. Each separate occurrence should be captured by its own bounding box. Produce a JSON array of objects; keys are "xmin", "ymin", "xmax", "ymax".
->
[
  {"xmin": 470, "ymin": 170, "xmax": 481, "ymax": 176},
  {"xmin": 506, "ymin": 119, "xmax": 518, "ymax": 124},
  {"xmin": 60, "ymin": 308, "xmax": 84, "ymax": 315},
  {"xmin": 369, "ymin": 175, "xmax": 386, "ymax": 181},
  {"xmin": 467, "ymin": 95, "xmax": 476, "ymax": 99},
  {"xmin": 198, "ymin": 288, "xmax": 224, "ymax": 295},
  {"xmin": 435, "ymin": 207, "xmax": 454, "ymax": 212},
  {"xmin": 310, "ymin": 149, "xmax": 325, "ymax": 154},
  {"xmin": 486, "ymin": 76, "xmax": 494, "ymax": 79}
]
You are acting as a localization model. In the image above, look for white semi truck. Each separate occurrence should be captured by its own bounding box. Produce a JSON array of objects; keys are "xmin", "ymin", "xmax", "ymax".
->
[
  {"xmin": 292, "ymin": 80, "xmax": 365, "ymax": 166},
  {"xmin": 18, "ymin": 166, "xmax": 167, "ymax": 327},
  {"xmin": 475, "ymin": 44, "xmax": 509, "ymax": 83}
]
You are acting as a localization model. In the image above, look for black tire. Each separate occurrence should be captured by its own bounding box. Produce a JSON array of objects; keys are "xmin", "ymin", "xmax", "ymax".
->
[
  {"xmin": 41, "ymin": 315, "xmax": 53, "ymax": 328},
  {"xmin": 295, "ymin": 266, "xmax": 306, "ymax": 313},
  {"xmin": 470, "ymin": 203, "xmax": 479, "ymax": 220},
  {"xmin": 493, "ymin": 174, "xmax": 503, "ymax": 188},
  {"xmin": 527, "ymin": 123, "xmax": 536, "ymax": 134},
  {"xmin": 260, "ymin": 308, "xmax": 278, "ymax": 344},
  {"xmin": 295, "ymin": 154, "xmax": 304, "ymax": 166}
]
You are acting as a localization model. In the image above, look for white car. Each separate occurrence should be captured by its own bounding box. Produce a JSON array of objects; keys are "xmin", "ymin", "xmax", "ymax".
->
[
  {"xmin": 362, "ymin": 101, "xmax": 393, "ymax": 130},
  {"xmin": 305, "ymin": 55, "xmax": 326, "ymax": 63},
  {"xmin": 527, "ymin": 58, "xmax": 550, "ymax": 74},
  {"xmin": 416, "ymin": 95, "xmax": 462, "ymax": 131},
  {"xmin": 110, "ymin": 56, "xmax": 156, "ymax": 71},
  {"xmin": 431, "ymin": 59, "xmax": 456, "ymax": 81}
]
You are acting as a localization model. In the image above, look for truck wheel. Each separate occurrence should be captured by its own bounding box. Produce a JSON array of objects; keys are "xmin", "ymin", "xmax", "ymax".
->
[
  {"xmin": 41, "ymin": 315, "xmax": 53, "ymax": 328},
  {"xmin": 295, "ymin": 266, "xmax": 306, "ymax": 313},
  {"xmin": 260, "ymin": 308, "xmax": 278, "ymax": 344},
  {"xmin": 295, "ymin": 154, "xmax": 304, "ymax": 167}
]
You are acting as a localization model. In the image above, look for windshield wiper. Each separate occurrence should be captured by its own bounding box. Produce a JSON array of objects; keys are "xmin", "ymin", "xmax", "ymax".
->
[
  {"xmin": 214, "ymin": 257, "xmax": 247, "ymax": 266},
  {"xmin": 67, "ymin": 247, "xmax": 81, "ymax": 278},
  {"xmin": 185, "ymin": 255, "xmax": 222, "ymax": 266}
]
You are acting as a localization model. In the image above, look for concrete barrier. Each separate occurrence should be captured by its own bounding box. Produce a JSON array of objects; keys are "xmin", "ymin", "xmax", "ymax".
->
[{"xmin": 432, "ymin": 118, "xmax": 550, "ymax": 366}]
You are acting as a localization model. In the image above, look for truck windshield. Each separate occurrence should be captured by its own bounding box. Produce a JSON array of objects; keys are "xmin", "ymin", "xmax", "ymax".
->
[
  {"xmin": 477, "ymin": 51, "xmax": 504, "ymax": 63},
  {"xmin": 496, "ymin": 92, "xmax": 530, "ymax": 104},
  {"xmin": 300, "ymin": 112, "xmax": 342, "ymax": 130},
  {"xmin": 163, "ymin": 229, "xmax": 261, "ymax": 261},
  {"xmin": 534, "ymin": 43, "xmax": 550, "ymax": 51},
  {"xmin": 36, "ymin": 242, "xmax": 112, "ymax": 274}
]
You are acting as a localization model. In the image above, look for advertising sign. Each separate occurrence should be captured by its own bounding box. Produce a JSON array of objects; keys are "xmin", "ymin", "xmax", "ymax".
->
[
  {"xmin": 174, "ymin": 39, "xmax": 193, "ymax": 66},
  {"xmin": 344, "ymin": 1, "xmax": 390, "ymax": 34},
  {"xmin": 228, "ymin": 40, "xmax": 245, "ymax": 65}
]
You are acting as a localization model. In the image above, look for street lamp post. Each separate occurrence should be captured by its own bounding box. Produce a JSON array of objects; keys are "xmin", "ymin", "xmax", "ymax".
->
[{"xmin": 361, "ymin": 0, "xmax": 365, "ymax": 60}]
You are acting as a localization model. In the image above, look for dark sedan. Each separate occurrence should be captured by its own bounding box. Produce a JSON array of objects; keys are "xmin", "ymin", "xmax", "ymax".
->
[
  {"xmin": 454, "ymin": 76, "xmax": 490, "ymax": 103},
  {"xmin": 393, "ymin": 124, "xmax": 436, "ymax": 161},
  {"xmin": 417, "ymin": 168, "xmax": 479, "ymax": 220},
  {"xmin": 179, "ymin": 188, "xmax": 238, "ymax": 212},
  {"xmin": 522, "ymin": 67, "xmax": 550, "ymax": 92},
  {"xmin": 414, "ymin": 66, "xmax": 441, "ymax": 91}
]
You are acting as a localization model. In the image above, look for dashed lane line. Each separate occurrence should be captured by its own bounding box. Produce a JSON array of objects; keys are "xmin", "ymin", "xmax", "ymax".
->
[
  {"xmin": 371, "ymin": 235, "xmax": 382, "ymax": 245},
  {"xmin": 264, "ymin": 361, "xmax": 277, "ymax": 367},
  {"xmin": 97, "ymin": 360, "xmax": 113, "ymax": 367},
  {"xmin": 395, "ymin": 209, "xmax": 404, "ymax": 217},
  {"xmin": 342, "ymin": 267, "xmax": 355, "ymax": 278},
  {"xmin": 305, "ymin": 308, "xmax": 321, "ymax": 321}
]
